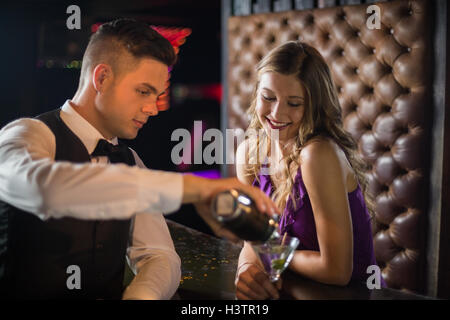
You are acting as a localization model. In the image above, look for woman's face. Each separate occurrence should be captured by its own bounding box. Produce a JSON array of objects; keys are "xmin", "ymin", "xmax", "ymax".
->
[{"xmin": 256, "ymin": 71, "xmax": 306, "ymax": 144}]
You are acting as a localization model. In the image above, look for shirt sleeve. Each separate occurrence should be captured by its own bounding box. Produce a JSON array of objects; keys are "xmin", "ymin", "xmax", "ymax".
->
[
  {"xmin": 0, "ymin": 118, "xmax": 183, "ymax": 220},
  {"xmin": 122, "ymin": 212, "xmax": 181, "ymax": 300}
]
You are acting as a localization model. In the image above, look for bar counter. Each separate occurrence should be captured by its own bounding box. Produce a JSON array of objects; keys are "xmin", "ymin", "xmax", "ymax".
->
[{"xmin": 126, "ymin": 219, "xmax": 434, "ymax": 300}]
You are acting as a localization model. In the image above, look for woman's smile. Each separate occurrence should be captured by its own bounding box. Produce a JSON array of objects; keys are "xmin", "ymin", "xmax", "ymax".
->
[{"xmin": 265, "ymin": 117, "xmax": 292, "ymax": 130}]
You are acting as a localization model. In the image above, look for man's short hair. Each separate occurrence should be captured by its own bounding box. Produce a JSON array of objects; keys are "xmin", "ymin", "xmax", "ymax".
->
[{"xmin": 79, "ymin": 18, "xmax": 176, "ymax": 87}]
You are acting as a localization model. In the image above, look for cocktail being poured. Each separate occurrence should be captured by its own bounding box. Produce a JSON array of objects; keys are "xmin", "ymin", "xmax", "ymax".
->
[
  {"xmin": 211, "ymin": 189, "xmax": 300, "ymax": 282},
  {"xmin": 251, "ymin": 234, "xmax": 300, "ymax": 283}
]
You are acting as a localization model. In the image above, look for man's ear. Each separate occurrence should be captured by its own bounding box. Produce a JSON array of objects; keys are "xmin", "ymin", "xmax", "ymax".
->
[{"xmin": 92, "ymin": 64, "xmax": 113, "ymax": 93}]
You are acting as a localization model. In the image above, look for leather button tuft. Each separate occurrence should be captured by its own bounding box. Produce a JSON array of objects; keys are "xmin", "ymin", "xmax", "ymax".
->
[{"xmin": 227, "ymin": 0, "xmax": 430, "ymax": 292}]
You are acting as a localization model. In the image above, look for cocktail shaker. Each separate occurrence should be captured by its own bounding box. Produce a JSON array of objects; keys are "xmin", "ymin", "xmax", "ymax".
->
[{"xmin": 211, "ymin": 189, "xmax": 280, "ymax": 242}]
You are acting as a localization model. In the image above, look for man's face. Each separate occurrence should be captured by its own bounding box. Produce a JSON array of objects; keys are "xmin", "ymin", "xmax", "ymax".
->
[{"xmin": 96, "ymin": 58, "xmax": 168, "ymax": 139}]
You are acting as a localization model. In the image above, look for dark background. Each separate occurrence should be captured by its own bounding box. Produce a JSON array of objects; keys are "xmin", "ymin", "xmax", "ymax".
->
[{"xmin": 0, "ymin": 0, "xmax": 223, "ymax": 234}]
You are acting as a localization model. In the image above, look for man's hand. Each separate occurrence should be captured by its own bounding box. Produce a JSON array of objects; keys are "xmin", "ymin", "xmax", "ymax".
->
[
  {"xmin": 182, "ymin": 175, "xmax": 280, "ymax": 217},
  {"xmin": 193, "ymin": 201, "xmax": 241, "ymax": 243},
  {"xmin": 182, "ymin": 175, "xmax": 280, "ymax": 242}
]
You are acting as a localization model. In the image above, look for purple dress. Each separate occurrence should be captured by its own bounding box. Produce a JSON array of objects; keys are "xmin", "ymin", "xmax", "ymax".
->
[{"xmin": 253, "ymin": 166, "xmax": 386, "ymax": 287}]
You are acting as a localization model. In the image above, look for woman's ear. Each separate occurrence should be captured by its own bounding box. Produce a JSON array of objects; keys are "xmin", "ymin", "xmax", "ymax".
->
[{"xmin": 92, "ymin": 64, "xmax": 112, "ymax": 93}]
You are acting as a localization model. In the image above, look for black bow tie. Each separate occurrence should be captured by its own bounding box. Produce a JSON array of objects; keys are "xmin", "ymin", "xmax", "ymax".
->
[{"xmin": 91, "ymin": 139, "xmax": 133, "ymax": 165}]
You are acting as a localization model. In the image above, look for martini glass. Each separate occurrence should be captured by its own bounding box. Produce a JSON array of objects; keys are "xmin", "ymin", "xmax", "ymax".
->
[{"xmin": 251, "ymin": 235, "xmax": 299, "ymax": 282}]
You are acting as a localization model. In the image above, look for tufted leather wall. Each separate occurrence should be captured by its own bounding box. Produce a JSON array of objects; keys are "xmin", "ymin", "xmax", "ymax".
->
[{"xmin": 226, "ymin": 0, "xmax": 431, "ymax": 293}]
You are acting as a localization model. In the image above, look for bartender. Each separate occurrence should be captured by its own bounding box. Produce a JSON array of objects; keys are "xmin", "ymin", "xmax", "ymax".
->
[{"xmin": 0, "ymin": 18, "xmax": 279, "ymax": 300}]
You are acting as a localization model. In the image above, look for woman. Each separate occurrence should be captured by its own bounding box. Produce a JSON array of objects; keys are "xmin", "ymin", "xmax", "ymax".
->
[{"xmin": 235, "ymin": 41, "xmax": 384, "ymax": 300}]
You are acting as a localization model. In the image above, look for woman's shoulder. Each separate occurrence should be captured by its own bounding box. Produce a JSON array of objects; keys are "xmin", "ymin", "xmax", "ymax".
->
[
  {"xmin": 299, "ymin": 136, "xmax": 341, "ymax": 165},
  {"xmin": 236, "ymin": 139, "xmax": 253, "ymax": 169},
  {"xmin": 235, "ymin": 139, "xmax": 255, "ymax": 185},
  {"xmin": 299, "ymin": 136, "xmax": 357, "ymax": 191},
  {"xmin": 236, "ymin": 139, "xmax": 248, "ymax": 158}
]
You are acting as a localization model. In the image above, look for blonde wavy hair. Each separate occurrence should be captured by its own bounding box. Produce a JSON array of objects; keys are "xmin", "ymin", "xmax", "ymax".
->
[{"xmin": 244, "ymin": 41, "xmax": 374, "ymax": 216}]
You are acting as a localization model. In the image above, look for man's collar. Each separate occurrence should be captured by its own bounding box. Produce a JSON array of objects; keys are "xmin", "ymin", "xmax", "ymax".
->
[{"xmin": 59, "ymin": 100, "xmax": 118, "ymax": 154}]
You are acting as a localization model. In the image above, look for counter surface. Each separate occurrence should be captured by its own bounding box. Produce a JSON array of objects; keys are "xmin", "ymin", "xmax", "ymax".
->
[{"xmin": 166, "ymin": 220, "xmax": 433, "ymax": 300}]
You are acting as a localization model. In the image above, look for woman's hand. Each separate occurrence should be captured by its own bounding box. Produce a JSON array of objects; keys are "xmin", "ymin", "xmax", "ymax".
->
[{"xmin": 235, "ymin": 263, "xmax": 281, "ymax": 300}]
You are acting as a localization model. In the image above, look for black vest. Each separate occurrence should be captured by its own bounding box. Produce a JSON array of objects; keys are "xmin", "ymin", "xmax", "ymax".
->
[{"xmin": 0, "ymin": 109, "xmax": 134, "ymax": 299}]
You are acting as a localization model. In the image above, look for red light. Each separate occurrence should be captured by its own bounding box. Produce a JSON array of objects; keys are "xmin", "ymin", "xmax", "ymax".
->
[{"xmin": 91, "ymin": 23, "xmax": 102, "ymax": 33}]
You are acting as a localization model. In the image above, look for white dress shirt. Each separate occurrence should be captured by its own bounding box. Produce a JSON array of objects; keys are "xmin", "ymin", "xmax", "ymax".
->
[{"xmin": 0, "ymin": 100, "xmax": 183, "ymax": 299}]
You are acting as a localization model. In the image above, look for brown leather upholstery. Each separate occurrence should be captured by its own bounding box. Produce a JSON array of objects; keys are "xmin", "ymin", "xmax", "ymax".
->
[{"xmin": 226, "ymin": 0, "xmax": 431, "ymax": 293}]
